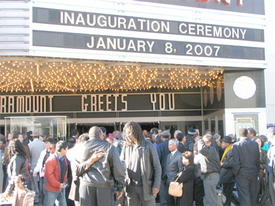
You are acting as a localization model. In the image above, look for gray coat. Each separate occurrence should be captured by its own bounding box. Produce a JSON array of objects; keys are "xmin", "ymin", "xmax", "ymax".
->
[
  {"xmin": 165, "ymin": 150, "xmax": 183, "ymax": 185},
  {"xmin": 76, "ymin": 137, "xmax": 125, "ymax": 190},
  {"xmin": 28, "ymin": 138, "xmax": 45, "ymax": 171},
  {"xmin": 120, "ymin": 140, "xmax": 161, "ymax": 201}
]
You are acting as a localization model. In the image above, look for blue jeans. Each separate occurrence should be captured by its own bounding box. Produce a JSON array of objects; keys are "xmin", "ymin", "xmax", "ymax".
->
[{"xmin": 43, "ymin": 189, "xmax": 67, "ymax": 206}]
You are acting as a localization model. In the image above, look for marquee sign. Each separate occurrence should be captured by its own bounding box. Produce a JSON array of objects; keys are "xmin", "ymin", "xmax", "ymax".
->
[
  {"xmin": 33, "ymin": 8, "xmax": 264, "ymax": 42},
  {"xmin": 30, "ymin": 2, "xmax": 266, "ymax": 68},
  {"xmin": 33, "ymin": 31, "xmax": 264, "ymax": 60},
  {"xmin": 0, "ymin": 93, "xmax": 202, "ymax": 114}
]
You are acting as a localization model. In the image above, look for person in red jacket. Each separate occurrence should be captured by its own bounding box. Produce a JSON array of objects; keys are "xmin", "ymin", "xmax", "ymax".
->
[{"xmin": 43, "ymin": 141, "xmax": 68, "ymax": 206}]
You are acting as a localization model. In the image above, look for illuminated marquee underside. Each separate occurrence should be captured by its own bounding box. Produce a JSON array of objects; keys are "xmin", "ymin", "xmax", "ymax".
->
[{"xmin": 0, "ymin": 57, "xmax": 223, "ymax": 93}]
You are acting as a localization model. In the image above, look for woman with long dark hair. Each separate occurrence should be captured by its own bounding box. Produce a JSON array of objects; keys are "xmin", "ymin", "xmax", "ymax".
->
[
  {"xmin": 5, "ymin": 139, "xmax": 31, "ymax": 195},
  {"xmin": 120, "ymin": 121, "xmax": 161, "ymax": 206}
]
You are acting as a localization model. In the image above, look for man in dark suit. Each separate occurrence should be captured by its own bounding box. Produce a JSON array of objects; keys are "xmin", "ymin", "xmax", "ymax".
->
[
  {"xmin": 157, "ymin": 131, "xmax": 171, "ymax": 206},
  {"xmin": 165, "ymin": 139, "xmax": 183, "ymax": 206},
  {"xmin": 232, "ymin": 128, "xmax": 260, "ymax": 206}
]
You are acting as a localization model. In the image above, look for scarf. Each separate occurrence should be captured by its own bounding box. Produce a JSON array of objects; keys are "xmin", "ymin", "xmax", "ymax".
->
[{"xmin": 221, "ymin": 144, "xmax": 232, "ymax": 163}]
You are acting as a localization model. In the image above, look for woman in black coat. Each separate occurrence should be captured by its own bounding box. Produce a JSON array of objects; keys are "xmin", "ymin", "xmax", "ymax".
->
[{"xmin": 176, "ymin": 151, "xmax": 195, "ymax": 206}]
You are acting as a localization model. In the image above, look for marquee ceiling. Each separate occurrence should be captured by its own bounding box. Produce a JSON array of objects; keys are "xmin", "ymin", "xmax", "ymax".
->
[{"xmin": 0, "ymin": 57, "xmax": 223, "ymax": 93}]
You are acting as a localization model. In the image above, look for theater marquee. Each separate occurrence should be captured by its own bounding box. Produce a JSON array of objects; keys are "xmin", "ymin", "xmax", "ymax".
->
[
  {"xmin": 30, "ymin": 0, "xmax": 266, "ymax": 68},
  {"xmin": 0, "ymin": 92, "xmax": 202, "ymax": 114}
]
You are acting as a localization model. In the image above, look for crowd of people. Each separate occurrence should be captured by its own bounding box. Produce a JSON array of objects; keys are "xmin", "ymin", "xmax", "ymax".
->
[{"xmin": 0, "ymin": 122, "xmax": 274, "ymax": 206}]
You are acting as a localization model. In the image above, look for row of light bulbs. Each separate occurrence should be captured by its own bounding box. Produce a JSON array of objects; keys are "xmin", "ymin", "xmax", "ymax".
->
[{"xmin": 0, "ymin": 58, "xmax": 223, "ymax": 93}]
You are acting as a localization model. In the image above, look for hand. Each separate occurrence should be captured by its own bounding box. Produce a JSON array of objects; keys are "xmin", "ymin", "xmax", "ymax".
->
[
  {"xmin": 59, "ymin": 183, "xmax": 66, "ymax": 189},
  {"xmin": 33, "ymin": 171, "xmax": 38, "ymax": 177},
  {"xmin": 220, "ymin": 162, "xmax": 223, "ymax": 167},
  {"xmin": 89, "ymin": 151, "xmax": 105, "ymax": 164},
  {"xmin": 117, "ymin": 191, "xmax": 123, "ymax": 199},
  {"xmin": 152, "ymin": 187, "xmax": 159, "ymax": 196}
]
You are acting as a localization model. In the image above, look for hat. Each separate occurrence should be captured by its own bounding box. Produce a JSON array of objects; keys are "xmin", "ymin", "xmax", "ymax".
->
[
  {"xmin": 160, "ymin": 131, "xmax": 170, "ymax": 137},
  {"xmin": 222, "ymin": 136, "xmax": 232, "ymax": 143},
  {"xmin": 30, "ymin": 130, "xmax": 41, "ymax": 137},
  {"xmin": 188, "ymin": 128, "xmax": 197, "ymax": 135}
]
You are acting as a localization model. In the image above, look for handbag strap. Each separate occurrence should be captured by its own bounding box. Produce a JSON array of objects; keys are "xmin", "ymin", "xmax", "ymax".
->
[{"xmin": 174, "ymin": 172, "xmax": 182, "ymax": 182}]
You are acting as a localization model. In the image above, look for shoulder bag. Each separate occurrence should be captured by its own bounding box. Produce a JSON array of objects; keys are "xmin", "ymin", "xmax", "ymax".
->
[{"xmin": 168, "ymin": 172, "xmax": 183, "ymax": 197}]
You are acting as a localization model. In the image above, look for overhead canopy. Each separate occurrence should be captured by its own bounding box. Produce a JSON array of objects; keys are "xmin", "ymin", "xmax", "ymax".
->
[{"xmin": 0, "ymin": 57, "xmax": 223, "ymax": 93}]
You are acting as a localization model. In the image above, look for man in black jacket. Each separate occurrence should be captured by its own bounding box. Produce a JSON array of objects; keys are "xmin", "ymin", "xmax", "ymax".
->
[
  {"xmin": 198, "ymin": 134, "xmax": 220, "ymax": 206},
  {"xmin": 157, "ymin": 131, "xmax": 171, "ymax": 206},
  {"xmin": 232, "ymin": 128, "xmax": 260, "ymax": 206}
]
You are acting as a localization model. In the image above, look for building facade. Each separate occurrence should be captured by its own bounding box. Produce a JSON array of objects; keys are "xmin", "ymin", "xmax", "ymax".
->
[{"xmin": 0, "ymin": 0, "xmax": 267, "ymax": 138}]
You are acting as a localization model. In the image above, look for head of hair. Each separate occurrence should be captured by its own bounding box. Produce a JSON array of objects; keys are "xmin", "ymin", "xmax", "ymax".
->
[
  {"xmin": 204, "ymin": 129, "xmax": 212, "ymax": 135},
  {"xmin": 68, "ymin": 137, "xmax": 76, "ymax": 149},
  {"xmin": 89, "ymin": 126, "xmax": 103, "ymax": 139},
  {"xmin": 123, "ymin": 121, "xmax": 144, "ymax": 146},
  {"xmin": 78, "ymin": 133, "xmax": 89, "ymax": 143},
  {"xmin": 254, "ymin": 137, "xmax": 264, "ymax": 148},
  {"xmin": 56, "ymin": 141, "xmax": 68, "ymax": 152},
  {"xmin": 176, "ymin": 133, "xmax": 184, "ymax": 142},
  {"xmin": 100, "ymin": 127, "xmax": 107, "ymax": 133},
  {"xmin": 16, "ymin": 174, "xmax": 27, "ymax": 186},
  {"xmin": 174, "ymin": 130, "xmax": 182, "ymax": 136},
  {"xmin": 169, "ymin": 139, "xmax": 179, "ymax": 146},
  {"xmin": 117, "ymin": 132, "xmax": 124, "ymax": 141},
  {"xmin": 202, "ymin": 134, "xmax": 213, "ymax": 144},
  {"xmin": 145, "ymin": 137, "xmax": 153, "ymax": 143},
  {"xmin": 248, "ymin": 128, "xmax": 256, "ymax": 136},
  {"xmin": 151, "ymin": 127, "xmax": 158, "ymax": 134},
  {"xmin": 26, "ymin": 131, "xmax": 32, "ymax": 138},
  {"xmin": 182, "ymin": 151, "xmax": 194, "ymax": 164},
  {"xmin": 146, "ymin": 132, "xmax": 153, "ymax": 139},
  {"xmin": 8, "ymin": 139, "xmax": 26, "ymax": 160},
  {"xmin": 71, "ymin": 129, "xmax": 79, "ymax": 137},
  {"xmin": 260, "ymin": 135, "xmax": 268, "ymax": 142},
  {"xmin": 13, "ymin": 131, "xmax": 20, "ymax": 139},
  {"xmin": 238, "ymin": 128, "xmax": 248, "ymax": 138}
]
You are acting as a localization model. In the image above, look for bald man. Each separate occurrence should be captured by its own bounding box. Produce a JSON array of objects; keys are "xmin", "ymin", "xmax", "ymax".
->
[{"xmin": 76, "ymin": 126, "xmax": 125, "ymax": 206}]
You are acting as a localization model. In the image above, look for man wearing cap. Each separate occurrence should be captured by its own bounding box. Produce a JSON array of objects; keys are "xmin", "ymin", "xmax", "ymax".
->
[
  {"xmin": 157, "ymin": 130, "xmax": 171, "ymax": 206},
  {"xmin": 266, "ymin": 127, "xmax": 275, "ymax": 204},
  {"xmin": 232, "ymin": 128, "xmax": 260, "ymax": 206},
  {"xmin": 184, "ymin": 127, "xmax": 197, "ymax": 152},
  {"xmin": 28, "ymin": 130, "xmax": 46, "ymax": 203},
  {"xmin": 220, "ymin": 136, "xmax": 234, "ymax": 206}
]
